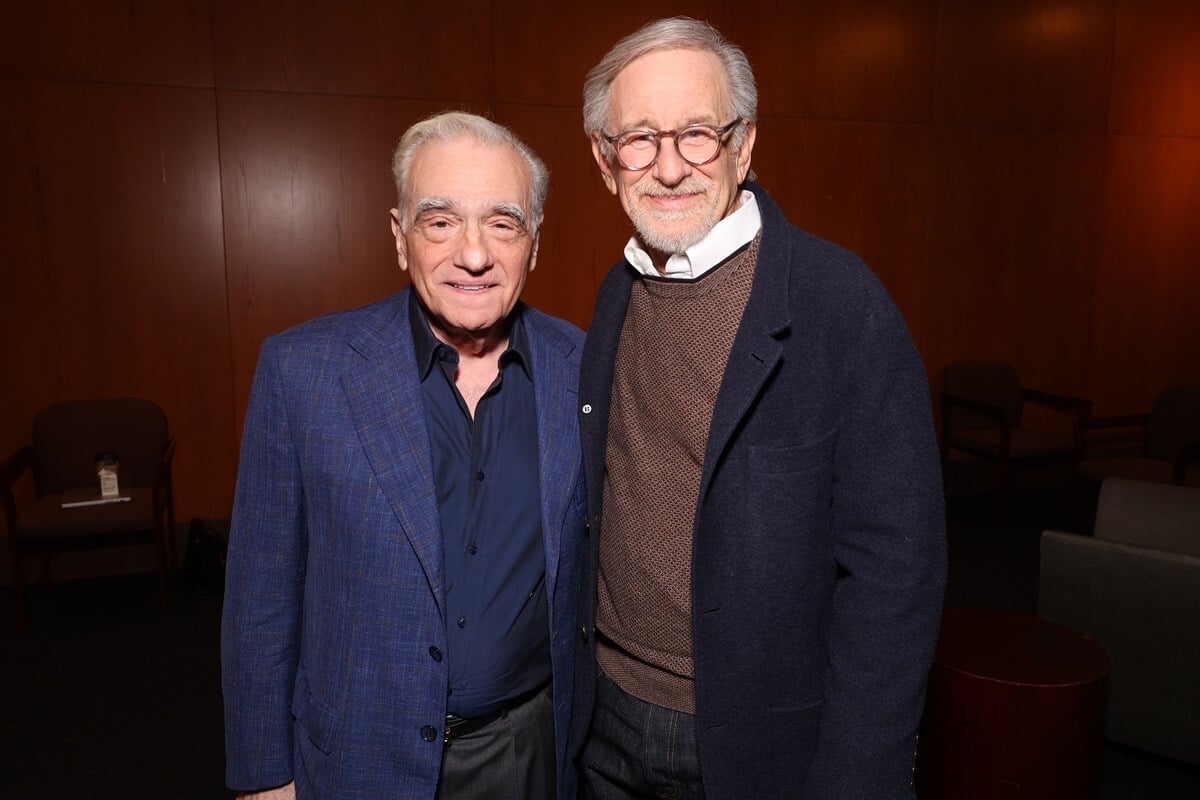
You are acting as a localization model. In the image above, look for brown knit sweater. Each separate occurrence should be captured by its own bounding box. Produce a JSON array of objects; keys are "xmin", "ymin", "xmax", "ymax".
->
[{"xmin": 596, "ymin": 237, "xmax": 760, "ymax": 713}]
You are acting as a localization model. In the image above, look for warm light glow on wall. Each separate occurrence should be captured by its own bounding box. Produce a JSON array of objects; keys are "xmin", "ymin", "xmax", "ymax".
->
[{"xmin": 1025, "ymin": 6, "xmax": 1089, "ymax": 43}]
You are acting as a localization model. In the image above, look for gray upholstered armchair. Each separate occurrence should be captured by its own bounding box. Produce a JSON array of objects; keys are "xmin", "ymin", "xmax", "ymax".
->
[{"xmin": 1039, "ymin": 478, "xmax": 1200, "ymax": 766}]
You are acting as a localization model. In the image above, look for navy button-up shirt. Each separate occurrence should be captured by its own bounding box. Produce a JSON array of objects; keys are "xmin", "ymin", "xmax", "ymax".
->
[{"xmin": 409, "ymin": 294, "xmax": 549, "ymax": 717}]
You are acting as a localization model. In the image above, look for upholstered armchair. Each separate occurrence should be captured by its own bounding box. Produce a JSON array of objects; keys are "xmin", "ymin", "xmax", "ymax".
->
[
  {"xmin": 1, "ymin": 398, "xmax": 176, "ymax": 631},
  {"xmin": 1040, "ymin": 478, "xmax": 1200, "ymax": 766}
]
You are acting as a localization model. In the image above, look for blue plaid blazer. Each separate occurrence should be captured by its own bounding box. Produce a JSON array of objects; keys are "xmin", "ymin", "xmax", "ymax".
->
[{"xmin": 222, "ymin": 288, "xmax": 586, "ymax": 799}]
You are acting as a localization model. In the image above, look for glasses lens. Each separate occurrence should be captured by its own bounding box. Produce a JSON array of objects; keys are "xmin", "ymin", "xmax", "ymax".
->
[
  {"xmin": 676, "ymin": 127, "xmax": 721, "ymax": 165},
  {"xmin": 617, "ymin": 132, "xmax": 658, "ymax": 170}
]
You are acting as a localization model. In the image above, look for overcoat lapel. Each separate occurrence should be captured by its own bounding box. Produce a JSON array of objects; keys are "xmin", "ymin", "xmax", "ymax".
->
[
  {"xmin": 341, "ymin": 291, "xmax": 445, "ymax": 613},
  {"xmin": 699, "ymin": 217, "xmax": 792, "ymax": 501}
]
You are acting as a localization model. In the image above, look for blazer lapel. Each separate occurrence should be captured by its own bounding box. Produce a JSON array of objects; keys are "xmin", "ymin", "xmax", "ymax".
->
[
  {"xmin": 579, "ymin": 266, "xmax": 634, "ymax": 516},
  {"xmin": 527, "ymin": 309, "xmax": 581, "ymax": 595},
  {"xmin": 341, "ymin": 291, "xmax": 445, "ymax": 612}
]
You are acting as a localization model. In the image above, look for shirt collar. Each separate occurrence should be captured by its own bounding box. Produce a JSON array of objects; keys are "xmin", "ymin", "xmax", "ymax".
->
[
  {"xmin": 407, "ymin": 290, "xmax": 532, "ymax": 381},
  {"xmin": 624, "ymin": 189, "xmax": 761, "ymax": 280}
]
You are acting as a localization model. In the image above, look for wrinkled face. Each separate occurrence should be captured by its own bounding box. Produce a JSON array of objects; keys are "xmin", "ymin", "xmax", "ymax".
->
[
  {"xmin": 390, "ymin": 137, "xmax": 538, "ymax": 345},
  {"xmin": 591, "ymin": 48, "xmax": 755, "ymax": 260}
]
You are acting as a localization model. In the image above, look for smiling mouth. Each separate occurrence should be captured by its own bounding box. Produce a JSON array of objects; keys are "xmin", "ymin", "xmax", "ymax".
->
[
  {"xmin": 449, "ymin": 283, "xmax": 493, "ymax": 292},
  {"xmin": 645, "ymin": 192, "xmax": 699, "ymax": 207}
]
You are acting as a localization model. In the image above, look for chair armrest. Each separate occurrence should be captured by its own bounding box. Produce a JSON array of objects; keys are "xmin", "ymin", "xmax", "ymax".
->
[
  {"xmin": 1174, "ymin": 442, "xmax": 1200, "ymax": 485},
  {"xmin": 1, "ymin": 445, "xmax": 34, "ymax": 534},
  {"xmin": 1023, "ymin": 388, "xmax": 1092, "ymax": 419},
  {"xmin": 940, "ymin": 392, "xmax": 1010, "ymax": 427},
  {"xmin": 1079, "ymin": 413, "xmax": 1150, "ymax": 432},
  {"xmin": 1076, "ymin": 413, "xmax": 1150, "ymax": 460}
]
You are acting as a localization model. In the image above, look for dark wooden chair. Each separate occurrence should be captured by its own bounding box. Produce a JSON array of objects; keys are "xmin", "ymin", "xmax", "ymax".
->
[
  {"xmin": 1, "ymin": 398, "xmax": 176, "ymax": 631},
  {"xmin": 940, "ymin": 360, "xmax": 1091, "ymax": 520},
  {"xmin": 1071, "ymin": 384, "xmax": 1200, "ymax": 530}
]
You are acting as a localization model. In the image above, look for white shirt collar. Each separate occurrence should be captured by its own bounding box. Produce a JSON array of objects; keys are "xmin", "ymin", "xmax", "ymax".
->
[{"xmin": 624, "ymin": 190, "xmax": 762, "ymax": 280}]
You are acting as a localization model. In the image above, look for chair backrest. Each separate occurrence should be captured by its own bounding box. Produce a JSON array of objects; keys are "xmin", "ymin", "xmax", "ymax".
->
[
  {"xmin": 1095, "ymin": 477, "xmax": 1200, "ymax": 557},
  {"xmin": 31, "ymin": 398, "xmax": 169, "ymax": 496},
  {"xmin": 1145, "ymin": 384, "xmax": 1200, "ymax": 461},
  {"xmin": 942, "ymin": 360, "xmax": 1023, "ymax": 428}
]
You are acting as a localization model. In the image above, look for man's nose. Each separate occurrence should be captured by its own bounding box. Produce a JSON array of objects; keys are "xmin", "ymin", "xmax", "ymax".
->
[
  {"xmin": 454, "ymin": 222, "xmax": 493, "ymax": 272},
  {"xmin": 652, "ymin": 135, "xmax": 693, "ymax": 186}
]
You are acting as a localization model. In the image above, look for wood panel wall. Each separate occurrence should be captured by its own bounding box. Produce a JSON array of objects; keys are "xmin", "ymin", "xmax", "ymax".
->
[{"xmin": 2, "ymin": 0, "xmax": 1198, "ymax": 525}]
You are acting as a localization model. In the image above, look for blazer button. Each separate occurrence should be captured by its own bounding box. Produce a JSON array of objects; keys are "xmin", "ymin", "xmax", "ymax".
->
[
  {"xmin": 420, "ymin": 725, "xmax": 438, "ymax": 743},
  {"xmin": 429, "ymin": 645, "xmax": 442, "ymax": 662},
  {"xmin": 581, "ymin": 625, "xmax": 589, "ymax": 642}
]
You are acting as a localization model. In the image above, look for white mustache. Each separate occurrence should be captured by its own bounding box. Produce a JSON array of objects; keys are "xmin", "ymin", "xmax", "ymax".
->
[{"xmin": 635, "ymin": 178, "xmax": 709, "ymax": 198}]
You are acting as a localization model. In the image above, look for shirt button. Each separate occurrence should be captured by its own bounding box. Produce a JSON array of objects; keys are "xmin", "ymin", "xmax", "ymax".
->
[
  {"xmin": 429, "ymin": 646, "xmax": 442, "ymax": 662},
  {"xmin": 474, "ymin": 471, "xmax": 485, "ymax": 481},
  {"xmin": 467, "ymin": 544, "xmax": 477, "ymax": 555},
  {"xmin": 457, "ymin": 616, "xmax": 467, "ymax": 628},
  {"xmin": 421, "ymin": 725, "xmax": 438, "ymax": 742}
]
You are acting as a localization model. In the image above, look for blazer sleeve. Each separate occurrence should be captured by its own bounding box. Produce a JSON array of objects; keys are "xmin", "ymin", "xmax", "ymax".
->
[
  {"xmin": 221, "ymin": 338, "xmax": 306, "ymax": 791},
  {"xmin": 804, "ymin": 301, "xmax": 947, "ymax": 799}
]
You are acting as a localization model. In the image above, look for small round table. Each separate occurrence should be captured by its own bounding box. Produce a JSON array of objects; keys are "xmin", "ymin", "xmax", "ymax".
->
[{"xmin": 917, "ymin": 607, "xmax": 1110, "ymax": 800}]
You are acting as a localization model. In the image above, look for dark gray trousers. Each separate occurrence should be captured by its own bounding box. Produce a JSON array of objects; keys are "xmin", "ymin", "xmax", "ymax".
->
[{"xmin": 435, "ymin": 684, "xmax": 555, "ymax": 800}]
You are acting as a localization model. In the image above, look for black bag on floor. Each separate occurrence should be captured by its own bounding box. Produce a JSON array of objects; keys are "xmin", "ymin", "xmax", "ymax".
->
[{"xmin": 181, "ymin": 517, "xmax": 226, "ymax": 595}]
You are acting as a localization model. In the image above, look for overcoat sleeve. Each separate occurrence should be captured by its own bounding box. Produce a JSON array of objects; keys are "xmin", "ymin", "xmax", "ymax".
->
[{"xmin": 805, "ymin": 299, "xmax": 947, "ymax": 798}]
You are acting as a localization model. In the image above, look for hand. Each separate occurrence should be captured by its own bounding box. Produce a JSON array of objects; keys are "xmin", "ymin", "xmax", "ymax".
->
[{"xmin": 237, "ymin": 782, "xmax": 295, "ymax": 800}]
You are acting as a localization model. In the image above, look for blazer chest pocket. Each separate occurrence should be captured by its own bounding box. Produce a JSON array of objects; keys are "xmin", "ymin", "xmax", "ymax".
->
[
  {"xmin": 748, "ymin": 428, "xmax": 836, "ymax": 475},
  {"xmin": 747, "ymin": 430, "xmax": 836, "ymax": 537}
]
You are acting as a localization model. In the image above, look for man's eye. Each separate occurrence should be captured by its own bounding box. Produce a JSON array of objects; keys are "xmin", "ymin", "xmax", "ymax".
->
[
  {"xmin": 624, "ymin": 133, "xmax": 656, "ymax": 148},
  {"xmin": 680, "ymin": 129, "xmax": 710, "ymax": 142}
]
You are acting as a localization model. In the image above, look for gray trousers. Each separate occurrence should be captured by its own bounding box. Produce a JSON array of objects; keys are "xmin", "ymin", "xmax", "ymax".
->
[{"xmin": 435, "ymin": 684, "xmax": 555, "ymax": 800}]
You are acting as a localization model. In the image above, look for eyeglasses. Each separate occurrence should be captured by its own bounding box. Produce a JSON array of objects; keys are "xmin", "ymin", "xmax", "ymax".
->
[{"xmin": 600, "ymin": 119, "xmax": 745, "ymax": 171}]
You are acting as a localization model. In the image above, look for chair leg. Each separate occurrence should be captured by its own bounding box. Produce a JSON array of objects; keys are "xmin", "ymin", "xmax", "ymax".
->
[
  {"xmin": 154, "ymin": 525, "xmax": 170, "ymax": 621},
  {"xmin": 8, "ymin": 545, "xmax": 28, "ymax": 634},
  {"xmin": 996, "ymin": 459, "xmax": 1012, "ymax": 523}
]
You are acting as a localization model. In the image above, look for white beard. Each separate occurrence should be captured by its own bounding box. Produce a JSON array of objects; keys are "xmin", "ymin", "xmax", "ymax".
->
[{"xmin": 627, "ymin": 176, "xmax": 723, "ymax": 256}]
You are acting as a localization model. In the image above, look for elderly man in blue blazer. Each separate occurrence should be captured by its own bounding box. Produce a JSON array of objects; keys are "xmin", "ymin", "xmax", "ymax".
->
[
  {"xmin": 572, "ymin": 18, "xmax": 946, "ymax": 800},
  {"xmin": 222, "ymin": 112, "xmax": 586, "ymax": 800}
]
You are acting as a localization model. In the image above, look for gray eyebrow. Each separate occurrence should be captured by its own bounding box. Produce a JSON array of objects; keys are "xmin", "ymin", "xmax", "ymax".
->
[
  {"xmin": 491, "ymin": 202, "xmax": 528, "ymax": 228},
  {"xmin": 413, "ymin": 198, "xmax": 526, "ymax": 228},
  {"xmin": 413, "ymin": 197, "xmax": 455, "ymax": 217}
]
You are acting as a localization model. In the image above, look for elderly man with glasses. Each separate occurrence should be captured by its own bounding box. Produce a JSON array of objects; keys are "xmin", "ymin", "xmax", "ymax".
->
[{"xmin": 572, "ymin": 17, "xmax": 947, "ymax": 800}]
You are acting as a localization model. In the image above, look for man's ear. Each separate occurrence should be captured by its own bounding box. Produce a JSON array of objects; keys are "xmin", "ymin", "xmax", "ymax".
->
[
  {"xmin": 590, "ymin": 138, "xmax": 618, "ymax": 195},
  {"xmin": 528, "ymin": 232, "xmax": 539, "ymax": 274},
  {"xmin": 735, "ymin": 122, "xmax": 757, "ymax": 184},
  {"xmin": 389, "ymin": 208, "xmax": 409, "ymax": 272}
]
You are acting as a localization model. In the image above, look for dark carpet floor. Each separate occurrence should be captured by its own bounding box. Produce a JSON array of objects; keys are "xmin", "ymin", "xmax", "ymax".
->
[{"xmin": 2, "ymin": 486, "xmax": 1198, "ymax": 798}]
